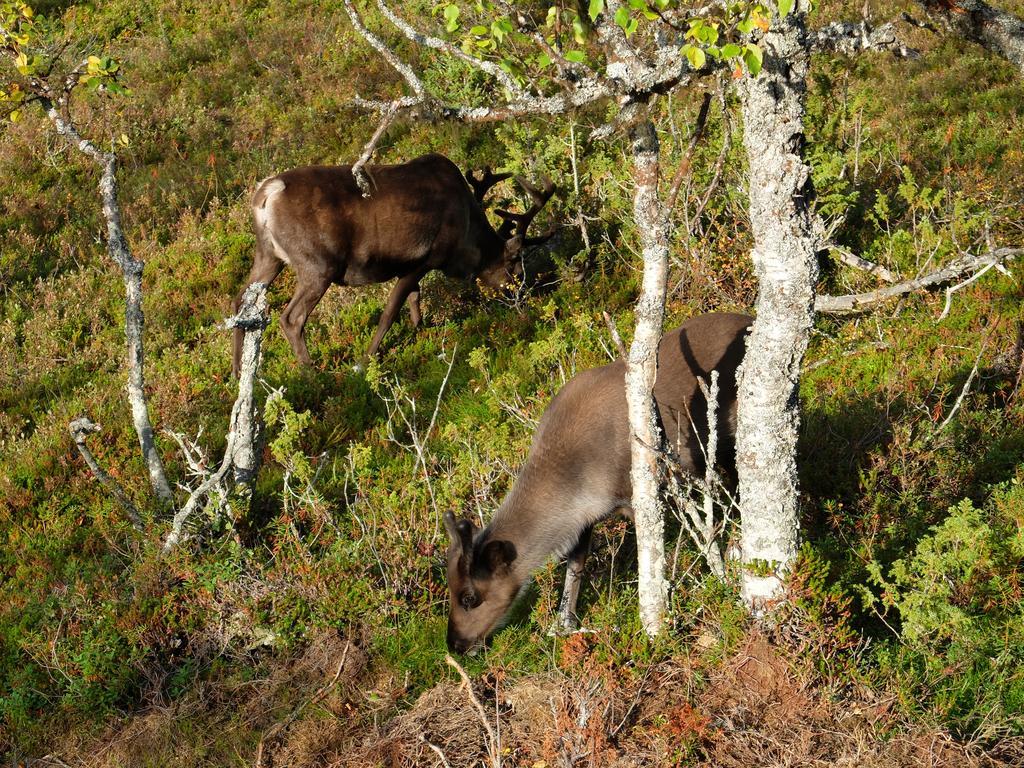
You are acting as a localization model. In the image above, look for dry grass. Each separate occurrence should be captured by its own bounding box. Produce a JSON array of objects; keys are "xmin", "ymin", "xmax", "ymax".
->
[
  {"xmin": 257, "ymin": 632, "xmax": 1024, "ymax": 768},
  {"xmin": 34, "ymin": 628, "xmax": 1023, "ymax": 768}
]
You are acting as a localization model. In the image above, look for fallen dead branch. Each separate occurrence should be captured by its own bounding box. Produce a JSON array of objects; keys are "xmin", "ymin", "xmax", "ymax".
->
[
  {"xmin": 68, "ymin": 418, "xmax": 144, "ymax": 531},
  {"xmin": 816, "ymin": 247, "xmax": 1019, "ymax": 315},
  {"xmin": 445, "ymin": 653, "xmax": 500, "ymax": 768}
]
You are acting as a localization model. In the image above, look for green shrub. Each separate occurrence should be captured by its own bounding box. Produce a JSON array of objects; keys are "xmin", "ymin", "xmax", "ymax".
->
[{"xmin": 862, "ymin": 491, "xmax": 1024, "ymax": 738}]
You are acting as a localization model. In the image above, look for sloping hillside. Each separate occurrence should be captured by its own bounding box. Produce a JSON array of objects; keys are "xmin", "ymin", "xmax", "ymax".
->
[{"xmin": 1, "ymin": 1, "xmax": 1022, "ymax": 764}]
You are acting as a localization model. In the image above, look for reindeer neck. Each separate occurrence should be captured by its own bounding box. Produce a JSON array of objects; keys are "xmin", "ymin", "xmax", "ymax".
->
[{"xmin": 482, "ymin": 460, "xmax": 598, "ymax": 580}]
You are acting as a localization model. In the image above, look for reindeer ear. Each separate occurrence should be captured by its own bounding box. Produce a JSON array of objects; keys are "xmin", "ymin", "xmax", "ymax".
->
[
  {"xmin": 481, "ymin": 540, "xmax": 517, "ymax": 575},
  {"xmin": 444, "ymin": 512, "xmax": 477, "ymax": 557},
  {"xmin": 443, "ymin": 511, "xmax": 461, "ymax": 545}
]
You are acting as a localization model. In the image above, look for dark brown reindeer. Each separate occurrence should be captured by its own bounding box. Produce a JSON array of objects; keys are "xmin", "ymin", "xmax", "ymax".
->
[
  {"xmin": 444, "ymin": 312, "xmax": 752, "ymax": 653},
  {"xmin": 232, "ymin": 153, "xmax": 555, "ymax": 375}
]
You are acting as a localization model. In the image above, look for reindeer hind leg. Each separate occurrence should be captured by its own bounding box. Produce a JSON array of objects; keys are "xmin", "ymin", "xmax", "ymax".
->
[{"xmin": 279, "ymin": 270, "xmax": 332, "ymax": 367}]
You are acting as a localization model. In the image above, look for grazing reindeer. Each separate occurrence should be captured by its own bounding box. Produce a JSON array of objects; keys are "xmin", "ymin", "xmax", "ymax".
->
[
  {"xmin": 444, "ymin": 312, "xmax": 752, "ymax": 653},
  {"xmin": 232, "ymin": 153, "xmax": 555, "ymax": 375}
]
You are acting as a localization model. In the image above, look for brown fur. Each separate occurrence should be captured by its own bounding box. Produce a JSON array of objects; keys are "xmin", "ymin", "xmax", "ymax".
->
[
  {"xmin": 445, "ymin": 313, "xmax": 752, "ymax": 652},
  {"xmin": 232, "ymin": 154, "xmax": 552, "ymax": 375}
]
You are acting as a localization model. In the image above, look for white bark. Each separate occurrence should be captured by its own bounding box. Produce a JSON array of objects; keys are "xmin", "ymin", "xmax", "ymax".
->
[
  {"xmin": 624, "ymin": 118, "xmax": 670, "ymax": 637},
  {"xmin": 810, "ymin": 20, "xmax": 917, "ymax": 58},
  {"xmin": 40, "ymin": 100, "xmax": 174, "ymax": 506},
  {"xmin": 68, "ymin": 417, "xmax": 144, "ymax": 531},
  {"xmin": 228, "ymin": 283, "xmax": 271, "ymax": 506},
  {"xmin": 817, "ymin": 247, "xmax": 1020, "ymax": 315},
  {"xmin": 162, "ymin": 284, "xmax": 269, "ymax": 554},
  {"xmin": 736, "ymin": 1, "xmax": 820, "ymax": 613}
]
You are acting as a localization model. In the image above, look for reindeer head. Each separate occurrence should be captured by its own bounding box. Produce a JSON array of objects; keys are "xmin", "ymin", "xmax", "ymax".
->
[
  {"xmin": 465, "ymin": 168, "xmax": 557, "ymax": 291},
  {"xmin": 444, "ymin": 511, "xmax": 521, "ymax": 654}
]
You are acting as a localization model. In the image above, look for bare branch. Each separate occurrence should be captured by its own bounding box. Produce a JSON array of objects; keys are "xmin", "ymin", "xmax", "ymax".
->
[
  {"xmin": 226, "ymin": 282, "xmax": 271, "ymax": 503},
  {"xmin": 830, "ymin": 244, "xmax": 898, "ymax": 283},
  {"xmin": 810, "ymin": 20, "xmax": 918, "ymax": 58},
  {"xmin": 342, "ymin": 0, "xmax": 426, "ymax": 98},
  {"xmin": 816, "ymin": 247, "xmax": 1019, "ymax": 315},
  {"xmin": 29, "ymin": 91, "xmax": 175, "ymax": 505},
  {"xmin": 936, "ymin": 340, "xmax": 986, "ymax": 432},
  {"xmin": 665, "ymin": 91, "xmax": 713, "ymax": 213},
  {"xmin": 602, "ymin": 311, "xmax": 628, "ymax": 361},
  {"xmin": 352, "ymin": 78, "xmax": 613, "ymax": 126},
  {"xmin": 255, "ymin": 641, "xmax": 350, "ymax": 768},
  {"xmin": 689, "ymin": 85, "xmax": 731, "ymax": 233},
  {"xmin": 162, "ymin": 284, "xmax": 270, "ymax": 554},
  {"xmin": 68, "ymin": 418, "xmax": 144, "ymax": 531},
  {"xmin": 376, "ymin": 0, "xmax": 527, "ymax": 99},
  {"xmin": 351, "ymin": 100, "xmax": 400, "ymax": 197},
  {"xmin": 445, "ymin": 654, "xmax": 500, "ymax": 767}
]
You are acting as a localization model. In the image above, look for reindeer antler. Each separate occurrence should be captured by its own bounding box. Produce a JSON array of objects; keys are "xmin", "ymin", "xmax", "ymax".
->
[
  {"xmin": 496, "ymin": 176, "xmax": 557, "ymax": 242},
  {"xmin": 465, "ymin": 166, "xmax": 512, "ymax": 206}
]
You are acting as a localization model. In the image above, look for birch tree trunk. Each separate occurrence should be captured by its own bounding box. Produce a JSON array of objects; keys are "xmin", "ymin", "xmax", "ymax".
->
[
  {"xmin": 735, "ymin": 2, "xmax": 820, "ymax": 612},
  {"xmin": 624, "ymin": 117, "xmax": 670, "ymax": 637}
]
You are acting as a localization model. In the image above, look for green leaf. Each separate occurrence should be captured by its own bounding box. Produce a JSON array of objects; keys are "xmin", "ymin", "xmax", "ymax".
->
[
  {"xmin": 683, "ymin": 44, "xmax": 706, "ymax": 70},
  {"xmin": 778, "ymin": 0, "xmax": 794, "ymax": 16},
  {"xmin": 564, "ymin": 49, "xmax": 586, "ymax": 63},
  {"xmin": 588, "ymin": 0, "xmax": 604, "ymax": 21},
  {"xmin": 613, "ymin": 6, "xmax": 630, "ymax": 31},
  {"xmin": 470, "ymin": 25, "xmax": 488, "ymax": 35},
  {"xmin": 443, "ymin": 3, "xmax": 460, "ymax": 32},
  {"xmin": 572, "ymin": 16, "xmax": 586, "ymax": 43},
  {"xmin": 743, "ymin": 42, "xmax": 763, "ymax": 76},
  {"xmin": 737, "ymin": 14, "xmax": 755, "ymax": 34},
  {"xmin": 491, "ymin": 19, "xmax": 511, "ymax": 44},
  {"xmin": 720, "ymin": 43, "xmax": 741, "ymax": 59}
]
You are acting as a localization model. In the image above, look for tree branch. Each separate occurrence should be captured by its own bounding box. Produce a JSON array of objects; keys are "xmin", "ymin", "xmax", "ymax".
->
[
  {"xmin": 341, "ymin": 0, "xmax": 426, "ymax": 98},
  {"xmin": 375, "ymin": 0, "xmax": 527, "ymax": 98},
  {"xmin": 351, "ymin": 100, "xmax": 399, "ymax": 197},
  {"xmin": 665, "ymin": 91, "xmax": 713, "ymax": 213},
  {"xmin": 830, "ymin": 244, "xmax": 898, "ymax": 283},
  {"xmin": 162, "ymin": 284, "xmax": 270, "ymax": 554},
  {"xmin": 28, "ymin": 87, "xmax": 175, "ymax": 506},
  {"xmin": 68, "ymin": 418, "xmax": 144, "ymax": 531},
  {"xmin": 810, "ymin": 19, "xmax": 918, "ymax": 57},
  {"xmin": 816, "ymin": 247, "xmax": 1019, "ymax": 314}
]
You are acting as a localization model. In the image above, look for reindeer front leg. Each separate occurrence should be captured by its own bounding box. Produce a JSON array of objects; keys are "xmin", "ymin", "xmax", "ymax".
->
[
  {"xmin": 365, "ymin": 268, "xmax": 428, "ymax": 361},
  {"xmin": 407, "ymin": 284, "xmax": 422, "ymax": 328},
  {"xmin": 557, "ymin": 525, "xmax": 594, "ymax": 633}
]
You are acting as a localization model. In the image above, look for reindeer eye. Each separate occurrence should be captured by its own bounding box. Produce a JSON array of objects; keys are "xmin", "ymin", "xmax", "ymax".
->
[{"xmin": 460, "ymin": 592, "xmax": 479, "ymax": 611}]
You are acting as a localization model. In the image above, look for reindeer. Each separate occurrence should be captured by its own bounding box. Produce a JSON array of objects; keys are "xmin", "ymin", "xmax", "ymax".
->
[
  {"xmin": 443, "ymin": 312, "xmax": 752, "ymax": 653},
  {"xmin": 232, "ymin": 153, "xmax": 555, "ymax": 375}
]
